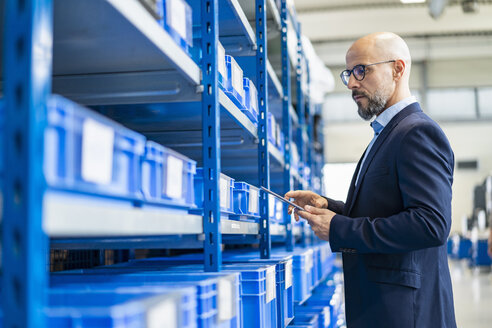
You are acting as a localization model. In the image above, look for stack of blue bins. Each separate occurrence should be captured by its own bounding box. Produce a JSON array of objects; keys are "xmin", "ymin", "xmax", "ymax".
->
[
  {"xmin": 152, "ymin": 250, "xmax": 295, "ymax": 327},
  {"xmin": 97, "ymin": 257, "xmax": 279, "ymax": 328},
  {"xmin": 0, "ymin": 287, "xmax": 193, "ymax": 327},
  {"xmin": 272, "ymin": 248, "xmax": 314, "ymax": 305},
  {"xmin": 471, "ymin": 239, "xmax": 492, "ymax": 267},
  {"xmin": 53, "ymin": 269, "xmax": 240, "ymax": 328}
]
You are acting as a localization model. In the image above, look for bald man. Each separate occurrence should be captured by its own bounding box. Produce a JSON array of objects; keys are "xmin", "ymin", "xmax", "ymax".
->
[{"xmin": 287, "ymin": 32, "xmax": 457, "ymax": 327}]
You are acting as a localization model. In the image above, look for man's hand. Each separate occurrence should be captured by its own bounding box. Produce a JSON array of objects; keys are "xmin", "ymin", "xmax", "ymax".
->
[
  {"xmin": 284, "ymin": 190, "xmax": 328, "ymax": 221},
  {"xmin": 297, "ymin": 205, "xmax": 335, "ymax": 241}
]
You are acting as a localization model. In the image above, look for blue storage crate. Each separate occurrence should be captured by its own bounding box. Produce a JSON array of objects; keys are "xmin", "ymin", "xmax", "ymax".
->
[
  {"xmin": 295, "ymin": 306, "xmax": 331, "ymax": 328},
  {"xmin": 311, "ymin": 246, "xmax": 320, "ymax": 289},
  {"xmin": 224, "ymin": 55, "xmax": 245, "ymax": 109},
  {"xmin": 44, "ymin": 95, "xmax": 146, "ymax": 200},
  {"xmin": 307, "ymin": 284, "xmax": 344, "ymax": 327},
  {"xmin": 54, "ymin": 269, "xmax": 241, "ymax": 328},
  {"xmin": 457, "ymin": 237, "xmax": 472, "ymax": 259},
  {"xmin": 52, "ymin": 285, "xmax": 196, "ymax": 328},
  {"xmin": 472, "ymin": 239, "xmax": 492, "ymax": 266},
  {"xmin": 0, "ymin": 99, "xmax": 3, "ymax": 175},
  {"xmin": 290, "ymin": 313, "xmax": 319, "ymax": 328},
  {"xmin": 161, "ymin": 0, "xmax": 193, "ymax": 54},
  {"xmin": 52, "ymin": 271, "xmax": 224, "ymax": 328},
  {"xmin": 166, "ymin": 251, "xmax": 295, "ymax": 328},
  {"xmin": 0, "ymin": 289, "xmax": 184, "ymax": 328},
  {"xmin": 232, "ymin": 182, "xmax": 260, "ymax": 219},
  {"xmin": 142, "ymin": 141, "xmax": 164, "ymax": 201},
  {"xmin": 162, "ymin": 145, "xmax": 196, "ymax": 207},
  {"xmin": 272, "ymin": 248, "xmax": 313, "ymax": 304},
  {"xmin": 218, "ymin": 41, "xmax": 226, "ymax": 89},
  {"xmin": 242, "ymin": 78, "xmax": 259, "ymax": 125},
  {"xmin": 108, "ymin": 260, "xmax": 276, "ymax": 328},
  {"xmin": 193, "ymin": 168, "xmax": 235, "ymax": 214}
]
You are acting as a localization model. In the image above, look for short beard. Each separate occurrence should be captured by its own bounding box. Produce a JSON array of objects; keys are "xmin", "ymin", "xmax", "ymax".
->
[{"xmin": 355, "ymin": 89, "xmax": 389, "ymax": 121}]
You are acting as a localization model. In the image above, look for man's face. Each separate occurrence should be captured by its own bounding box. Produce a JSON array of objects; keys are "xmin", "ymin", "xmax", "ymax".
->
[{"xmin": 345, "ymin": 51, "xmax": 394, "ymax": 121}]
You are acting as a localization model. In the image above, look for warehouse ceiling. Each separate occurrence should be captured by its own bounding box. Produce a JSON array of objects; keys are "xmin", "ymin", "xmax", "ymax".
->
[{"xmin": 293, "ymin": 0, "xmax": 492, "ymax": 66}]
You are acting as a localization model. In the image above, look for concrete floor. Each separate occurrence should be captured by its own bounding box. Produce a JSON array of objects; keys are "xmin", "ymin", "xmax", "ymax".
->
[{"xmin": 450, "ymin": 260, "xmax": 492, "ymax": 328}]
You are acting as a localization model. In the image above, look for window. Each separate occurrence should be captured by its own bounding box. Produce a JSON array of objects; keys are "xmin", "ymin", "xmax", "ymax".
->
[
  {"xmin": 323, "ymin": 163, "xmax": 357, "ymax": 201},
  {"xmin": 427, "ymin": 88, "xmax": 476, "ymax": 120}
]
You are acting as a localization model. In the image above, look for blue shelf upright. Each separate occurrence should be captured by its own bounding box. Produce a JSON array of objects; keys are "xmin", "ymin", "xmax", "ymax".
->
[
  {"xmin": 2, "ymin": 0, "xmax": 53, "ymax": 327},
  {"xmin": 281, "ymin": 0, "xmax": 294, "ymax": 252},
  {"xmin": 201, "ymin": 0, "xmax": 222, "ymax": 272},
  {"xmin": 256, "ymin": 0, "xmax": 272, "ymax": 259}
]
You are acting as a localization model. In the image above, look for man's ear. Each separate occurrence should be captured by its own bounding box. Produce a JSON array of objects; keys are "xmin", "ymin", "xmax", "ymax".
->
[{"xmin": 393, "ymin": 59, "xmax": 405, "ymax": 80}]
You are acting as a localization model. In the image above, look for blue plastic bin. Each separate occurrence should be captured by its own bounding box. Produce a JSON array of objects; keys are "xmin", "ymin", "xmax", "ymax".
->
[
  {"xmin": 161, "ymin": 0, "xmax": 193, "ymax": 54},
  {"xmin": 100, "ymin": 260, "xmax": 277, "ymax": 328},
  {"xmin": 141, "ymin": 141, "xmax": 165, "ymax": 201},
  {"xmin": 52, "ymin": 285, "xmax": 196, "ymax": 328},
  {"xmin": 0, "ymin": 99, "xmax": 3, "ymax": 175},
  {"xmin": 224, "ymin": 55, "xmax": 245, "ymax": 109},
  {"xmin": 307, "ymin": 284, "xmax": 344, "ymax": 327},
  {"xmin": 242, "ymin": 78, "xmax": 258, "ymax": 125},
  {"xmin": 194, "ymin": 168, "xmax": 235, "ymax": 213},
  {"xmin": 0, "ymin": 289, "xmax": 183, "ymax": 328},
  {"xmin": 472, "ymin": 239, "xmax": 492, "ymax": 266},
  {"xmin": 161, "ymin": 145, "xmax": 196, "ymax": 207},
  {"xmin": 295, "ymin": 305, "xmax": 331, "ymax": 328},
  {"xmin": 272, "ymin": 248, "xmax": 313, "ymax": 304},
  {"xmin": 232, "ymin": 182, "xmax": 260, "ymax": 219},
  {"xmin": 290, "ymin": 313, "xmax": 319, "ymax": 328},
  {"xmin": 218, "ymin": 41, "xmax": 226, "ymax": 89},
  {"xmin": 44, "ymin": 95, "xmax": 146, "ymax": 200},
  {"xmin": 162, "ymin": 251, "xmax": 295, "ymax": 328},
  {"xmin": 53, "ymin": 269, "xmax": 240, "ymax": 328}
]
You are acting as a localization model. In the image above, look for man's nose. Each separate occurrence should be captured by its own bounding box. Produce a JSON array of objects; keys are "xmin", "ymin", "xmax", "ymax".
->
[{"xmin": 347, "ymin": 73, "xmax": 359, "ymax": 90}]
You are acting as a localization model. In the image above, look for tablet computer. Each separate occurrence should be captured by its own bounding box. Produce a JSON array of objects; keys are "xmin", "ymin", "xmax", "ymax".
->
[{"xmin": 260, "ymin": 186, "xmax": 305, "ymax": 212}]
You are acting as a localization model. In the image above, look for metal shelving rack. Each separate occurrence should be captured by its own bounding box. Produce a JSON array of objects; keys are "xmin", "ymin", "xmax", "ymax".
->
[{"xmin": 0, "ymin": 0, "xmax": 325, "ymax": 325}]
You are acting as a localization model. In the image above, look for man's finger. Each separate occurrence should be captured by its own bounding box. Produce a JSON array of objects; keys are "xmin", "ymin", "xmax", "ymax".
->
[
  {"xmin": 285, "ymin": 190, "xmax": 301, "ymax": 199},
  {"xmin": 305, "ymin": 205, "xmax": 330, "ymax": 215},
  {"xmin": 297, "ymin": 210, "xmax": 317, "ymax": 222}
]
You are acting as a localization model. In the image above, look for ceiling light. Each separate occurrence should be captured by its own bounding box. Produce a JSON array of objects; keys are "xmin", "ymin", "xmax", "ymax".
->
[{"xmin": 400, "ymin": 0, "xmax": 426, "ymax": 3}]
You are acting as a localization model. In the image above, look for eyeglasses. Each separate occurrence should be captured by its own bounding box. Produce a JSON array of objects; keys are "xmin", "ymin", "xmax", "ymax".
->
[{"xmin": 340, "ymin": 60, "xmax": 396, "ymax": 86}]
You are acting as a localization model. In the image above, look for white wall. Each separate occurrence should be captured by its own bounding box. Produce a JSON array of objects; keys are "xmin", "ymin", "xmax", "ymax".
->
[{"xmin": 323, "ymin": 121, "xmax": 492, "ymax": 233}]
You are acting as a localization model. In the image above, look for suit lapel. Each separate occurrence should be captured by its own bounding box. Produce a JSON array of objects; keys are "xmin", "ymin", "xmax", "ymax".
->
[{"xmin": 345, "ymin": 103, "xmax": 422, "ymax": 216}]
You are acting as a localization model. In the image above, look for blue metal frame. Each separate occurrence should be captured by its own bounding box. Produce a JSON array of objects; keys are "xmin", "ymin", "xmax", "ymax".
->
[
  {"xmin": 281, "ymin": 0, "xmax": 294, "ymax": 252},
  {"xmin": 201, "ymin": 0, "xmax": 222, "ymax": 272},
  {"xmin": 2, "ymin": 0, "xmax": 52, "ymax": 326},
  {"xmin": 256, "ymin": 0, "xmax": 271, "ymax": 259}
]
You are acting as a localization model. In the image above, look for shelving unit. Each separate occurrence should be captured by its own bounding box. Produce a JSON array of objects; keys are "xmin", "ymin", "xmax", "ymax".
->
[{"xmin": 1, "ymin": 0, "xmax": 330, "ymax": 326}]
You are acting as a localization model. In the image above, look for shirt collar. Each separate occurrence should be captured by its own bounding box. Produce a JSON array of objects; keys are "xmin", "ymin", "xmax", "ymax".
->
[{"xmin": 373, "ymin": 96, "xmax": 417, "ymax": 129}]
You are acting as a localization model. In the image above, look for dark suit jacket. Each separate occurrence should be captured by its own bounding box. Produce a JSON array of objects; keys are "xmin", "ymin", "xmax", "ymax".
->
[{"xmin": 327, "ymin": 103, "xmax": 457, "ymax": 328}]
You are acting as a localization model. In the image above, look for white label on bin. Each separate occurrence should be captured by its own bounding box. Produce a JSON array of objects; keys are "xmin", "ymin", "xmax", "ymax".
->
[
  {"xmin": 248, "ymin": 188, "xmax": 259, "ymax": 214},
  {"xmin": 231, "ymin": 60, "xmax": 244, "ymax": 97},
  {"xmin": 251, "ymin": 83, "xmax": 258, "ymax": 112},
  {"xmin": 147, "ymin": 298, "xmax": 178, "ymax": 328},
  {"xmin": 269, "ymin": 195, "xmax": 275, "ymax": 218},
  {"xmin": 218, "ymin": 278, "xmax": 234, "ymax": 321},
  {"xmin": 266, "ymin": 266, "xmax": 276, "ymax": 303},
  {"xmin": 305, "ymin": 251, "xmax": 313, "ymax": 273},
  {"xmin": 169, "ymin": 0, "xmax": 188, "ymax": 41},
  {"xmin": 323, "ymin": 306, "xmax": 331, "ymax": 327},
  {"xmin": 285, "ymin": 259, "xmax": 293, "ymax": 289},
  {"xmin": 166, "ymin": 155, "xmax": 183, "ymax": 199},
  {"xmin": 218, "ymin": 42, "xmax": 226, "ymax": 78},
  {"xmin": 81, "ymin": 118, "xmax": 114, "ymax": 185},
  {"xmin": 220, "ymin": 176, "xmax": 229, "ymax": 209}
]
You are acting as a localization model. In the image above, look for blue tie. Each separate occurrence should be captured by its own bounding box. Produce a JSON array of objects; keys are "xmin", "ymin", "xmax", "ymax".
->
[{"xmin": 355, "ymin": 120, "xmax": 384, "ymax": 185}]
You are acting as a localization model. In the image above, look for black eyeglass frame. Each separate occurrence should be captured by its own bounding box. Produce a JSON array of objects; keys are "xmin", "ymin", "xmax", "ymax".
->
[{"xmin": 340, "ymin": 60, "xmax": 396, "ymax": 86}]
